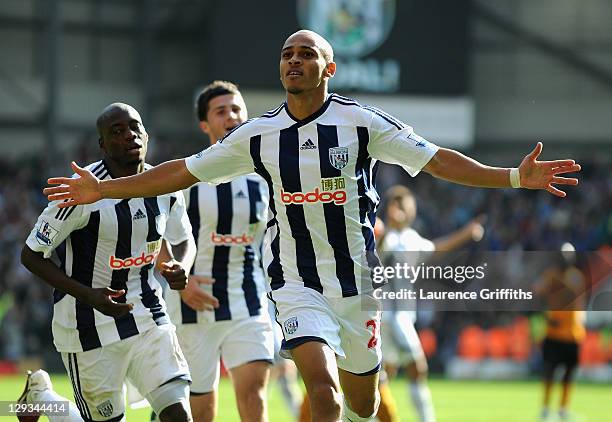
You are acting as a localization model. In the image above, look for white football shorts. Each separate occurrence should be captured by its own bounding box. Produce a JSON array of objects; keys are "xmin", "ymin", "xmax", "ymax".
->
[{"xmin": 270, "ymin": 283, "xmax": 382, "ymax": 375}]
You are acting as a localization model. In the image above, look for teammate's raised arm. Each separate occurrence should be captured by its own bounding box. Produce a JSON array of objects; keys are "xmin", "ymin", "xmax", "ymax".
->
[
  {"xmin": 45, "ymin": 159, "xmax": 198, "ymax": 208},
  {"xmin": 423, "ymin": 142, "xmax": 580, "ymax": 197}
]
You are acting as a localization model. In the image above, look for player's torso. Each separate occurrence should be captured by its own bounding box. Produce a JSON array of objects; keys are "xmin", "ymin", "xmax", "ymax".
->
[
  {"xmin": 253, "ymin": 99, "xmax": 378, "ymax": 297},
  {"xmin": 54, "ymin": 162, "xmax": 180, "ymax": 351},
  {"xmin": 170, "ymin": 174, "xmax": 268, "ymax": 323},
  {"xmin": 188, "ymin": 175, "xmax": 267, "ymax": 275},
  {"xmin": 545, "ymin": 310, "xmax": 586, "ymax": 343}
]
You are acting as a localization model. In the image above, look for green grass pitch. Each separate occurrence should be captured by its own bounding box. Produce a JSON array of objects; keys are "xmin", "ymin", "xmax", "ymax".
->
[{"xmin": 1, "ymin": 375, "xmax": 610, "ymax": 421}]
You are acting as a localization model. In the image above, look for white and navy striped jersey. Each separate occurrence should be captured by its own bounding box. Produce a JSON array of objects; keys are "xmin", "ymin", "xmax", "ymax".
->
[
  {"xmin": 166, "ymin": 174, "xmax": 269, "ymax": 324},
  {"xmin": 25, "ymin": 160, "xmax": 193, "ymax": 353},
  {"xmin": 185, "ymin": 94, "xmax": 439, "ymax": 298}
]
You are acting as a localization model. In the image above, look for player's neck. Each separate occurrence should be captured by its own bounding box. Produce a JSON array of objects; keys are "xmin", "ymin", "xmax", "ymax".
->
[
  {"xmin": 286, "ymin": 88, "xmax": 328, "ymax": 120},
  {"xmin": 104, "ymin": 159, "xmax": 145, "ymax": 178}
]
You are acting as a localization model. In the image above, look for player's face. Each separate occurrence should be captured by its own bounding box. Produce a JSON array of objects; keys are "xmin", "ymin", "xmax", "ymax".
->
[
  {"xmin": 280, "ymin": 34, "xmax": 333, "ymax": 95},
  {"xmin": 200, "ymin": 93, "xmax": 247, "ymax": 144},
  {"xmin": 99, "ymin": 108, "xmax": 148, "ymax": 167},
  {"xmin": 387, "ymin": 196, "xmax": 417, "ymax": 228}
]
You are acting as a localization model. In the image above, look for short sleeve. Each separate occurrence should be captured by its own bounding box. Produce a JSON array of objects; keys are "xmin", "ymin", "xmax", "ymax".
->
[
  {"xmin": 367, "ymin": 108, "xmax": 439, "ymax": 177},
  {"xmin": 185, "ymin": 129, "xmax": 254, "ymax": 185},
  {"xmin": 25, "ymin": 202, "xmax": 88, "ymax": 258},
  {"xmin": 164, "ymin": 193, "xmax": 193, "ymax": 245}
]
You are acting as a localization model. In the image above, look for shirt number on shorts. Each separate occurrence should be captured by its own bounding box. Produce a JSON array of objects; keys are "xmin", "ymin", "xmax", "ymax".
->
[{"xmin": 366, "ymin": 319, "xmax": 379, "ymax": 349}]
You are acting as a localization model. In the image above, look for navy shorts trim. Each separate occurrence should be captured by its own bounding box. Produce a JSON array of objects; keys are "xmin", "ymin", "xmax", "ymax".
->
[
  {"xmin": 343, "ymin": 361, "xmax": 382, "ymax": 377},
  {"xmin": 281, "ymin": 335, "xmax": 329, "ymax": 351}
]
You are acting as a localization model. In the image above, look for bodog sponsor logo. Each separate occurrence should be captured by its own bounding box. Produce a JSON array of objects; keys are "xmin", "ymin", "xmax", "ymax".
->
[
  {"xmin": 281, "ymin": 187, "xmax": 347, "ymax": 206},
  {"xmin": 110, "ymin": 251, "xmax": 159, "ymax": 269},
  {"xmin": 211, "ymin": 232, "xmax": 255, "ymax": 245}
]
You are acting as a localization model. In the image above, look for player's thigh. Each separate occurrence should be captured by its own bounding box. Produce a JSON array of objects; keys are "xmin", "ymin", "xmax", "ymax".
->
[
  {"xmin": 175, "ymin": 322, "xmax": 222, "ymax": 394},
  {"xmin": 335, "ymin": 293, "xmax": 382, "ymax": 375},
  {"xmin": 290, "ymin": 340, "xmax": 341, "ymax": 396},
  {"xmin": 126, "ymin": 324, "xmax": 191, "ymax": 399},
  {"xmin": 61, "ymin": 345, "xmax": 128, "ymax": 421}
]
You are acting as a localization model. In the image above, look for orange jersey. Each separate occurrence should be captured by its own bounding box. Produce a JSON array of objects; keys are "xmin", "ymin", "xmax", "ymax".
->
[{"xmin": 545, "ymin": 311, "xmax": 586, "ymax": 343}]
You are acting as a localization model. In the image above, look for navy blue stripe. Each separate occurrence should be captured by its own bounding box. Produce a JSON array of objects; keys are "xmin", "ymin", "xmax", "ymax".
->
[
  {"xmin": 56, "ymin": 201, "xmax": 72, "ymax": 220},
  {"xmin": 330, "ymin": 93, "xmax": 359, "ymax": 104},
  {"xmin": 363, "ymin": 104, "xmax": 405, "ymax": 127},
  {"xmin": 279, "ymin": 127, "xmax": 322, "ymax": 292},
  {"xmin": 141, "ymin": 197, "xmax": 166, "ymax": 323},
  {"xmin": 262, "ymin": 104, "xmax": 284, "ymax": 118},
  {"xmin": 182, "ymin": 187, "xmax": 199, "ymax": 323},
  {"xmin": 63, "ymin": 205, "xmax": 78, "ymax": 220},
  {"xmin": 317, "ymin": 124, "xmax": 357, "ymax": 297},
  {"xmin": 242, "ymin": 245, "xmax": 260, "ymax": 316},
  {"xmin": 93, "ymin": 165, "xmax": 106, "ymax": 177},
  {"xmin": 250, "ymin": 135, "xmax": 284, "ymax": 289},
  {"xmin": 242, "ymin": 180, "xmax": 262, "ymax": 316},
  {"xmin": 67, "ymin": 354, "xmax": 86, "ymax": 419},
  {"xmin": 111, "ymin": 200, "xmax": 139, "ymax": 340},
  {"xmin": 212, "ymin": 183, "xmax": 232, "ymax": 321},
  {"xmin": 355, "ymin": 127, "xmax": 381, "ymax": 273},
  {"xmin": 90, "ymin": 161, "xmax": 104, "ymax": 174},
  {"xmin": 363, "ymin": 105, "xmax": 405, "ymax": 130},
  {"xmin": 219, "ymin": 118, "xmax": 256, "ymax": 143},
  {"xmin": 246, "ymin": 179, "xmax": 262, "ymax": 224},
  {"xmin": 284, "ymin": 96, "xmax": 333, "ymax": 128},
  {"xmin": 266, "ymin": 292, "xmax": 285, "ymax": 341},
  {"xmin": 53, "ymin": 242, "xmax": 67, "ymax": 303},
  {"xmin": 71, "ymin": 211, "xmax": 102, "ymax": 351},
  {"xmin": 71, "ymin": 354, "xmax": 93, "ymax": 420},
  {"xmin": 282, "ymin": 336, "xmax": 329, "ymax": 351}
]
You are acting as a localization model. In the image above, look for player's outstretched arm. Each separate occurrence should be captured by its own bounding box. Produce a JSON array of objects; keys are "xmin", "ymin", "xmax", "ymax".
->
[
  {"xmin": 423, "ymin": 142, "xmax": 580, "ymax": 197},
  {"xmin": 44, "ymin": 160, "xmax": 199, "ymax": 208},
  {"xmin": 21, "ymin": 245, "xmax": 134, "ymax": 318}
]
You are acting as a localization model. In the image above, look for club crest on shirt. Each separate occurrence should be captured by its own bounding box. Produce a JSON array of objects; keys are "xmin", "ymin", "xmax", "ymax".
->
[
  {"xmin": 284, "ymin": 317, "xmax": 299, "ymax": 335},
  {"xmin": 96, "ymin": 400, "xmax": 114, "ymax": 418},
  {"xmin": 328, "ymin": 147, "xmax": 349, "ymax": 170},
  {"xmin": 35, "ymin": 220, "xmax": 59, "ymax": 246}
]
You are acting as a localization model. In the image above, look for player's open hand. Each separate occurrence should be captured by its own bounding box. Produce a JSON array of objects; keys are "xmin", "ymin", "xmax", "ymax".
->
[
  {"xmin": 518, "ymin": 143, "xmax": 581, "ymax": 197},
  {"xmin": 88, "ymin": 287, "xmax": 134, "ymax": 318},
  {"xmin": 180, "ymin": 275, "xmax": 219, "ymax": 311},
  {"xmin": 44, "ymin": 162, "xmax": 102, "ymax": 208},
  {"xmin": 160, "ymin": 260, "xmax": 188, "ymax": 290}
]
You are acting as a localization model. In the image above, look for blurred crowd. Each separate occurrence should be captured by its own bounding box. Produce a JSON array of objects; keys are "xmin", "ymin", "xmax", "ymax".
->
[{"xmin": 0, "ymin": 139, "xmax": 610, "ymax": 367}]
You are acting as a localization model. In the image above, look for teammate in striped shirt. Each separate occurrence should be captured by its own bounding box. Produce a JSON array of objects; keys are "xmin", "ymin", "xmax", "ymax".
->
[
  {"xmin": 22, "ymin": 103, "xmax": 195, "ymax": 422},
  {"xmin": 164, "ymin": 81, "xmax": 275, "ymax": 422},
  {"xmin": 45, "ymin": 30, "xmax": 581, "ymax": 422}
]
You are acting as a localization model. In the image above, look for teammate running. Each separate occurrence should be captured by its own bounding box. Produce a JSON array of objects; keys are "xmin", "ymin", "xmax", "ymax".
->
[
  {"xmin": 164, "ymin": 80, "xmax": 275, "ymax": 422},
  {"xmin": 44, "ymin": 30, "xmax": 581, "ymax": 422},
  {"xmin": 22, "ymin": 103, "xmax": 195, "ymax": 421}
]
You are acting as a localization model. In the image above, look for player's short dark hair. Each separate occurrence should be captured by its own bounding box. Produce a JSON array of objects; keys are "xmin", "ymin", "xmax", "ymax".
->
[{"xmin": 195, "ymin": 80, "xmax": 241, "ymax": 122}]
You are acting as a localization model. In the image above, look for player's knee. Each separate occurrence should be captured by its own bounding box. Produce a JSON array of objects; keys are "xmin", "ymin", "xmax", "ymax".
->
[
  {"xmin": 348, "ymin": 390, "xmax": 380, "ymax": 419},
  {"xmin": 309, "ymin": 382, "xmax": 342, "ymax": 416}
]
